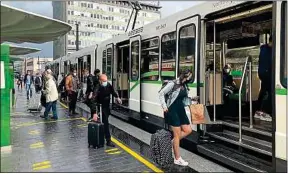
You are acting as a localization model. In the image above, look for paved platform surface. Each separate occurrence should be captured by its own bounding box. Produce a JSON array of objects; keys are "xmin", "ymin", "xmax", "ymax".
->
[{"xmin": 1, "ymin": 89, "xmax": 156, "ymax": 172}]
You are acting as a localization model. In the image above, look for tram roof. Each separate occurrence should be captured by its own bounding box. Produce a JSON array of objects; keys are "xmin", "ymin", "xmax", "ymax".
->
[
  {"xmin": 8, "ymin": 44, "xmax": 41, "ymax": 55},
  {"xmin": 0, "ymin": 4, "xmax": 72, "ymax": 44}
]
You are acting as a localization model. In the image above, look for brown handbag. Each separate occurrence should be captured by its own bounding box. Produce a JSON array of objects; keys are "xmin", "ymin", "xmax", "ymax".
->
[{"xmin": 189, "ymin": 104, "xmax": 205, "ymax": 124}]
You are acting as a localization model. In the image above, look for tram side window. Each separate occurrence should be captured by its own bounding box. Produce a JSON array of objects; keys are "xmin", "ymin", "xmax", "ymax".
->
[
  {"xmin": 141, "ymin": 37, "xmax": 159, "ymax": 81},
  {"xmin": 178, "ymin": 25, "xmax": 196, "ymax": 82},
  {"xmin": 87, "ymin": 55, "xmax": 91, "ymax": 73},
  {"xmin": 107, "ymin": 48, "xmax": 112, "ymax": 80},
  {"xmin": 102, "ymin": 50, "xmax": 106, "ymax": 74},
  {"xmin": 280, "ymin": 2, "xmax": 287, "ymax": 88},
  {"xmin": 131, "ymin": 41, "xmax": 139, "ymax": 81},
  {"xmin": 161, "ymin": 32, "xmax": 176, "ymax": 80}
]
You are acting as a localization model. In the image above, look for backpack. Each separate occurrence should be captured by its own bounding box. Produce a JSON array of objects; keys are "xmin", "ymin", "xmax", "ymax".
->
[
  {"xmin": 35, "ymin": 77, "xmax": 41, "ymax": 86},
  {"xmin": 150, "ymin": 129, "xmax": 173, "ymax": 167},
  {"xmin": 158, "ymin": 80, "xmax": 178, "ymax": 102},
  {"xmin": 58, "ymin": 76, "xmax": 67, "ymax": 92}
]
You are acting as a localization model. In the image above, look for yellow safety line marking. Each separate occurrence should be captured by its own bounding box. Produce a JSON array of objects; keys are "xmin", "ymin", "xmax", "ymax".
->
[
  {"xmin": 59, "ymin": 102, "xmax": 163, "ymax": 172},
  {"xmin": 142, "ymin": 171, "xmax": 150, "ymax": 173},
  {"xmin": 29, "ymin": 130, "xmax": 40, "ymax": 135},
  {"xmin": 58, "ymin": 101, "xmax": 68, "ymax": 109},
  {"xmin": 32, "ymin": 160, "xmax": 51, "ymax": 170},
  {"xmin": 105, "ymin": 148, "xmax": 119, "ymax": 152},
  {"xmin": 111, "ymin": 137, "xmax": 163, "ymax": 173},
  {"xmin": 107, "ymin": 151, "xmax": 122, "ymax": 155},
  {"xmin": 30, "ymin": 142, "xmax": 44, "ymax": 149},
  {"xmin": 14, "ymin": 117, "xmax": 84, "ymax": 128}
]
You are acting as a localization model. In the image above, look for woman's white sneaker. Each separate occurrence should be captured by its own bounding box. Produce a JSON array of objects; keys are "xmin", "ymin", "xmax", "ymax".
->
[{"xmin": 174, "ymin": 157, "xmax": 188, "ymax": 166}]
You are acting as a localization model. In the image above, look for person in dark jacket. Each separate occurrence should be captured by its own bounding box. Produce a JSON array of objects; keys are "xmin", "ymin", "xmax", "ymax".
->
[
  {"xmin": 92, "ymin": 74, "xmax": 122, "ymax": 147},
  {"xmin": 86, "ymin": 69, "xmax": 101, "ymax": 119},
  {"xmin": 255, "ymin": 35, "xmax": 272, "ymax": 121},
  {"xmin": 24, "ymin": 70, "xmax": 34, "ymax": 99}
]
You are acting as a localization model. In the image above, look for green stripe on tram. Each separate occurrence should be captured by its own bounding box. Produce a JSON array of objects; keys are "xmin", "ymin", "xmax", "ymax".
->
[{"xmin": 276, "ymin": 88, "xmax": 287, "ymax": 95}]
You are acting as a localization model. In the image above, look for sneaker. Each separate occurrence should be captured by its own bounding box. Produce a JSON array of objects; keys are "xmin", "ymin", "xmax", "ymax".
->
[
  {"xmin": 174, "ymin": 157, "xmax": 188, "ymax": 166},
  {"xmin": 254, "ymin": 111, "xmax": 263, "ymax": 119},
  {"xmin": 260, "ymin": 114, "xmax": 272, "ymax": 122}
]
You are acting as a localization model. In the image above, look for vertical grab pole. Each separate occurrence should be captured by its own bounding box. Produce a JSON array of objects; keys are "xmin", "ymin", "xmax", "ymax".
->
[
  {"xmin": 249, "ymin": 59, "xmax": 253, "ymax": 128},
  {"xmin": 213, "ymin": 21, "xmax": 216, "ymax": 122}
]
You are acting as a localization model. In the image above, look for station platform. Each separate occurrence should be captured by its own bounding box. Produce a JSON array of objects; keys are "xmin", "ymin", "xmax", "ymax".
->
[{"xmin": 1, "ymin": 89, "xmax": 161, "ymax": 172}]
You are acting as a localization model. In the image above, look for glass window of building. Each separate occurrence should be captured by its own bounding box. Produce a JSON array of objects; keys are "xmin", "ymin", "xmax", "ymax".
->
[
  {"xmin": 141, "ymin": 37, "xmax": 159, "ymax": 81},
  {"xmin": 161, "ymin": 32, "xmax": 176, "ymax": 80},
  {"xmin": 178, "ymin": 25, "xmax": 196, "ymax": 81},
  {"xmin": 131, "ymin": 41, "xmax": 140, "ymax": 81}
]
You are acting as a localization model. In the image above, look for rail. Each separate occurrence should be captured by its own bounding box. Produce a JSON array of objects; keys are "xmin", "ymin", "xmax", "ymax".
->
[{"xmin": 238, "ymin": 56, "xmax": 252, "ymax": 142}]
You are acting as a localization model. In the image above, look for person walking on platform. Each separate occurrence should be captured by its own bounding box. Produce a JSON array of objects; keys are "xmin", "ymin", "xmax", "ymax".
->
[
  {"xmin": 40, "ymin": 69, "xmax": 58, "ymax": 120},
  {"xmin": 86, "ymin": 69, "xmax": 101, "ymax": 120},
  {"xmin": 92, "ymin": 74, "xmax": 122, "ymax": 147},
  {"xmin": 24, "ymin": 70, "xmax": 34, "ymax": 100},
  {"xmin": 17, "ymin": 74, "xmax": 24, "ymax": 90},
  {"xmin": 255, "ymin": 35, "xmax": 273, "ymax": 121},
  {"xmin": 158, "ymin": 69, "xmax": 193, "ymax": 166},
  {"xmin": 34, "ymin": 72, "xmax": 42, "ymax": 93},
  {"xmin": 65, "ymin": 67, "xmax": 80, "ymax": 115}
]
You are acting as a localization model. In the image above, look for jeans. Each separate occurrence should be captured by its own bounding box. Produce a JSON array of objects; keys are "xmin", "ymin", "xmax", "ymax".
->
[
  {"xmin": 44, "ymin": 100, "xmax": 58, "ymax": 119},
  {"xmin": 257, "ymin": 74, "xmax": 272, "ymax": 115},
  {"xmin": 26, "ymin": 84, "xmax": 32, "ymax": 99}
]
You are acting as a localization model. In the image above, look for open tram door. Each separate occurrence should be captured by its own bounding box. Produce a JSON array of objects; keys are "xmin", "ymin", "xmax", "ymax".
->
[
  {"xmin": 176, "ymin": 15, "xmax": 201, "ymax": 131},
  {"xmin": 129, "ymin": 36, "xmax": 141, "ymax": 120}
]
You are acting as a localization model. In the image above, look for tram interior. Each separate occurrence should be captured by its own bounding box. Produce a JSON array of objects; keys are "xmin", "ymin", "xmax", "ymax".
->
[
  {"xmin": 205, "ymin": 3, "xmax": 273, "ymax": 132},
  {"xmin": 116, "ymin": 44, "xmax": 130, "ymax": 106}
]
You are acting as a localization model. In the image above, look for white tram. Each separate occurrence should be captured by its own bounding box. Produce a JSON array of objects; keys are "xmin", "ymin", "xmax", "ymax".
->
[{"xmin": 47, "ymin": 1, "xmax": 287, "ymax": 172}]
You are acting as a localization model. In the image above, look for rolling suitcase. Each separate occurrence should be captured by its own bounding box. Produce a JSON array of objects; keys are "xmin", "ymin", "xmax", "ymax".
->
[
  {"xmin": 88, "ymin": 104, "xmax": 104, "ymax": 149},
  {"xmin": 27, "ymin": 92, "xmax": 42, "ymax": 112}
]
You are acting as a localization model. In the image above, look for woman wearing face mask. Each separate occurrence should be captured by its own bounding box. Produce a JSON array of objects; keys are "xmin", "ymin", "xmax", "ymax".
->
[
  {"xmin": 65, "ymin": 67, "xmax": 80, "ymax": 115},
  {"xmin": 158, "ymin": 69, "xmax": 193, "ymax": 166}
]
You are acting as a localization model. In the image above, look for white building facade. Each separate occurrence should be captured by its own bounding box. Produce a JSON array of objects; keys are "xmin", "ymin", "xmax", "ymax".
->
[{"xmin": 53, "ymin": 1, "xmax": 161, "ymax": 59}]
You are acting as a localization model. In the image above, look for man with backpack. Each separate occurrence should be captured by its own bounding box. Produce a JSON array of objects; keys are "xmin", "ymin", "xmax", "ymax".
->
[{"xmin": 24, "ymin": 70, "xmax": 34, "ymax": 99}]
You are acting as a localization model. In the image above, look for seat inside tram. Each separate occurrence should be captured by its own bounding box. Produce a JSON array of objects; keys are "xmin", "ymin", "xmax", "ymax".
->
[{"xmin": 204, "ymin": 2, "xmax": 273, "ymax": 132}]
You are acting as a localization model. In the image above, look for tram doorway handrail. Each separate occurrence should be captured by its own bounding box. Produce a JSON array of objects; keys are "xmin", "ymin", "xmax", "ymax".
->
[{"xmin": 238, "ymin": 56, "xmax": 253, "ymax": 142}]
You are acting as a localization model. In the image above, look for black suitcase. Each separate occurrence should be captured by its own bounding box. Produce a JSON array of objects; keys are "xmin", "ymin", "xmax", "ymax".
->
[{"xmin": 88, "ymin": 104, "xmax": 104, "ymax": 149}]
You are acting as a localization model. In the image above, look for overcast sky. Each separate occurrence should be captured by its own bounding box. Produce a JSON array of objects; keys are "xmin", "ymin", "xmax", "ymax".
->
[{"xmin": 2, "ymin": 1, "xmax": 202, "ymax": 58}]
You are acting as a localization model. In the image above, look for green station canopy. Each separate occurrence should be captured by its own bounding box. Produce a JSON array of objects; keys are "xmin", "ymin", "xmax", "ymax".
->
[{"xmin": 1, "ymin": 4, "xmax": 72, "ymax": 44}]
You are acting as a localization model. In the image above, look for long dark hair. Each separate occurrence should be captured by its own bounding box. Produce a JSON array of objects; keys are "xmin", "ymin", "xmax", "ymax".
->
[{"xmin": 178, "ymin": 69, "xmax": 192, "ymax": 90}]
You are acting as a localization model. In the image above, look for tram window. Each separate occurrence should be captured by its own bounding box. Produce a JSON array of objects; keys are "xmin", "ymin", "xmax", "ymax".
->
[
  {"xmin": 87, "ymin": 55, "xmax": 91, "ymax": 73},
  {"xmin": 141, "ymin": 37, "xmax": 159, "ymax": 81},
  {"xmin": 280, "ymin": 2, "xmax": 287, "ymax": 88},
  {"xmin": 178, "ymin": 25, "xmax": 196, "ymax": 82},
  {"xmin": 107, "ymin": 48, "xmax": 112, "ymax": 80},
  {"xmin": 131, "ymin": 41, "xmax": 139, "ymax": 81},
  {"xmin": 102, "ymin": 50, "xmax": 106, "ymax": 74},
  {"xmin": 161, "ymin": 32, "xmax": 176, "ymax": 80}
]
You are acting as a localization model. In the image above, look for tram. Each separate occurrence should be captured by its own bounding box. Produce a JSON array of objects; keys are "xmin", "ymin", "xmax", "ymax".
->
[{"xmin": 47, "ymin": 1, "xmax": 287, "ymax": 172}]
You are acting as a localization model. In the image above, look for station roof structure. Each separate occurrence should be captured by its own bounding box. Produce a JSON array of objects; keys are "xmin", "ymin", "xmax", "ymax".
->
[
  {"xmin": 6, "ymin": 44, "xmax": 41, "ymax": 62},
  {"xmin": 0, "ymin": 4, "xmax": 72, "ymax": 44}
]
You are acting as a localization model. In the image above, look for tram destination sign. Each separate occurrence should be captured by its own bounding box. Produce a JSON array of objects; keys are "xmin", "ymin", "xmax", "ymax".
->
[{"xmin": 128, "ymin": 27, "xmax": 143, "ymax": 37}]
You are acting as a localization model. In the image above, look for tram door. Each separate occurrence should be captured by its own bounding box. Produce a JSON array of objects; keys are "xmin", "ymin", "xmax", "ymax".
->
[
  {"xmin": 106, "ymin": 44, "xmax": 113, "ymax": 83},
  {"xmin": 78, "ymin": 57, "xmax": 84, "ymax": 82},
  {"xmin": 176, "ymin": 16, "xmax": 200, "ymax": 130},
  {"xmin": 129, "ymin": 36, "xmax": 141, "ymax": 113}
]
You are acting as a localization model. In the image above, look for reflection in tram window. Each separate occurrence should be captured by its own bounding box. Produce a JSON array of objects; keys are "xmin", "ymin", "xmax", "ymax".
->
[
  {"xmin": 280, "ymin": 2, "xmax": 287, "ymax": 88},
  {"xmin": 131, "ymin": 41, "xmax": 139, "ymax": 81},
  {"xmin": 178, "ymin": 25, "xmax": 196, "ymax": 82},
  {"xmin": 141, "ymin": 37, "xmax": 159, "ymax": 81},
  {"xmin": 107, "ymin": 48, "xmax": 112, "ymax": 80},
  {"xmin": 161, "ymin": 32, "xmax": 176, "ymax": 80},
  {"xmin": 102, "ymin": 50, "xmax": 106, "ymax": 74}
]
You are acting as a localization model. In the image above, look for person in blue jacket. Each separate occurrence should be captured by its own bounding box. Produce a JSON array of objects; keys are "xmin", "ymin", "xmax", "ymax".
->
[{"xmin": 255, "ymin": 35, "xmax": 272, "ymax": 122}]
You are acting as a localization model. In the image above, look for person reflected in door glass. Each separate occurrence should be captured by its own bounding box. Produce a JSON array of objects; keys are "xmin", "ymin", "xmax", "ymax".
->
[{"xmin": 255, "ymin": 35, "xmax": 272, "ymax": 122}]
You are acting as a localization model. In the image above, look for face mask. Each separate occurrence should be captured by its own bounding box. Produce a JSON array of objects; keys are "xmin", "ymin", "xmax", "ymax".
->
[
  {"xmin": 225, "ymin": 69, "xmax": 230, "ymax": 73},
  {"xmin": 102, "ymin": 81, "xmax": 108, "ymax": 87},
  {"xmin": 73, "ymin": 73, "xmax": 77, "ymax": 76}
]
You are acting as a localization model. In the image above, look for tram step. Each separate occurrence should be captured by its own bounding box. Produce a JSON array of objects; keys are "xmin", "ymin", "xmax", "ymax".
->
[
  {"xmin": 206, "ymin": 131, "xmax": 272, "ymax": 156},
  {"xmin": 221, "ymin": 121, "xmax": 272, "ymax": 142},
  {"xmin": 197, "ymin": 143, "xmax": 273, "ymax": 172}
]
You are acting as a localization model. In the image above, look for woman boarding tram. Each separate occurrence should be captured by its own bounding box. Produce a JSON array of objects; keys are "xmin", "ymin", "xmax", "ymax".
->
[{"xmin": 159, "ymin": 70, "xmax": 193, "ymax": 166}]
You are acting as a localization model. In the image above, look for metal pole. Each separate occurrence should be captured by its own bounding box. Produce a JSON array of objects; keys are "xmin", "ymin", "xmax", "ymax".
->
[
  {"xmin": 213, "ymin": 21, "xmax": 216, "ymax": 122},
  {"xmin": 132, "ymin": 9, "xmax": 139, "ymax": 30},
  {"xmin": 249, "ymin": 61, "xmax": 253, "ymax": 128},
  {"xmin": 125, "ymin": 8, "xmax": 134, "ymax": 32},
  {"xmin": 76, "ymin": 23, "xmax": 79, "ymax": 51}
]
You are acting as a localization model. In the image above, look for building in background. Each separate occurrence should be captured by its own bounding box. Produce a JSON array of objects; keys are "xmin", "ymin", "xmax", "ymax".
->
[
  {"xmin": 15, "ymin": 57, "xmax": 53, "ymax": 75},
  {"xmin": 52, "ymin": 1, "xmax": 161, "ymax": 59}
]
